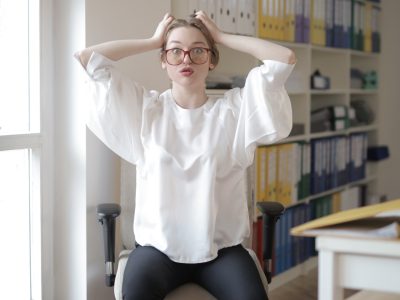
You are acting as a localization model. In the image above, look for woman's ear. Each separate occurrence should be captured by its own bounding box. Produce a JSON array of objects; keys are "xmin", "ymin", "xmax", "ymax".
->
[
  {"xmin": 161, "ymin": 61, "xmax": 167, "ymax": 69},
  {"xmin": 209, "ymin": 63, "xmax": 215, "ymax": 71}
]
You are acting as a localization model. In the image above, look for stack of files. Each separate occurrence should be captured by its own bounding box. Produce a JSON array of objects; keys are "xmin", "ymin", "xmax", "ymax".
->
[
  {"xmin": 258, "ymin": 0, "xmax": 272, "ymax": 39},
  {"xmin": 363, "ymin": 0, "xmax": 381, "ymax": 53},
  {"xmin": 295, "ymin": 0, "xmax": 304, "ymax": 42},
  {"xmin": 342, "ymin": 0, "xmax": 352, "ymax": 48},
  {"xmin": 258, "ymin": 0, "xmax": 281, "ymax": 40},
  {"xmin": 206, "ymin": 73, "xmax": 246, "ymax": 89},
  {"xmin": 251, "ymin": 143, "xmax": 311, "ymax": 220},
  {"xmin": 311, "ymin": 105, "xmax": 349, "ymax": 133},
  {"xmin": 350, "ymin": 0, "xmax": 380, "ymax": 53},
  {"xmin": 330, "ymin": 105, "xmax": 349, "ymax": 131},
  {"xmin": 328, "ymin": 186, "xmax": 365, "ymax": 212},
  {"xmin": 371, "ymin": 3, "xmax": 380, "ymax": 52},
  {"xmin": 291, "ymin": 198, "xmax": 400, "ymax": 240},
  {"xmin": 298, "ymin": 142, "xmax": 311, "ymax": 200},
  {"xmin": 276, "ymin": 143, "xmax": 310, "ymax": 205},
  {"xmin": 236, "ymin": 0, "xmax": 257, "ymax": 36},
  {"xmin": 348, "ymin": 132, "xmax": 368, "ymax": 182},
  {"xmin": 187, "ymin": 0, "xmax": 256, "ymax": 36},
  {"xmin": 284, "ymin": 0, "xmax": 296, "ymax": 42},
  {"xmin": 258, "ymin": 0, "xmax": 312, "ymax": 43},
  {"xmin": 291, "ymin": 0, "xmax": 312, "ymax": 43},
  {"xmin": 273, "ymin": 203, "xmax": 314, "ymax": 275},
  {"xmin": 325, "ymin": 0, "xmax": 334, "ymax": 47},
  {"xmin": 249, "ymin": 145, "xmax": 279, "ymax": 221},
  {"xmin": 309, "ymin": 194, "xmax": 339, "ymax": 255},
  {"xmin": 276, "ymin": 143, "xmax": 302, "ymax": 206},
  {"xmin": 332, "ymin": 0, "xmax": 352, "ymax": 48},
  {"xmin": 310, "ymin": 0, "xmax": 326, "ymax": 46},
  {"xmin": 206, "ymin": 73, "xmax": 234, "ymax": 89},
  {"xmin": 274, "ymin": 195, "xmax": 341, "ymax": 275},
  {"xmin": 363, "ymin": 1, "xmax": 373, "ymax": 52},
  {"xmin": 340, "ymin": 186, "xmax": 364, "ymax": 210},
  {"xmin": 302, "ymin": 0, "xmax": 311, "ymax": 43},
  {"xmin": 311, "ymin": 107, "xmax": 331, "ymax": 133},
  {"xmin": 310, "ymin": 136, "xmax": 356, "ymax": 195},
  {"xmin": 272, "ymin": 189, "xmax": 370, "ymax": 275},
  {"xmin": 259, "ymin": 0, "xmax": 298, "ymax": 42},
  {"xmin": 351, "ymin": 0, "xmax": 365, "ymax": 51}
]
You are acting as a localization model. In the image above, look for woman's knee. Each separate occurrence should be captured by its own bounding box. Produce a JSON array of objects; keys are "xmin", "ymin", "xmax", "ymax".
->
[
  {"xmin": 195, "ymin": 245, "xmax": 268, "ymax": 300},
  {"xmin": 121, "ymin": 246, "xmax": 184, "ymax": 300}
]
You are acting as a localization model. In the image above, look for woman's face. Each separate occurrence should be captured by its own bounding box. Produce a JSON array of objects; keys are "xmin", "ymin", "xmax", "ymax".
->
[{"xmin": 162, "ymin": 26, "xmax": 214, "ymax": 89}]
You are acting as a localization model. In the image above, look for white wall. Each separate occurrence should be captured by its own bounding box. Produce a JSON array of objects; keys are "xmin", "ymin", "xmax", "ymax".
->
[{"xmin": 378, "ymin": 0, "xmax": 400, "ymax": 200}]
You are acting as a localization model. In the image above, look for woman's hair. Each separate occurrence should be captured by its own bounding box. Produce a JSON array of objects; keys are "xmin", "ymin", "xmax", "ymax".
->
[{"xmin": 160, "ymin": 16, "xmax": 219, "ymax": 67}]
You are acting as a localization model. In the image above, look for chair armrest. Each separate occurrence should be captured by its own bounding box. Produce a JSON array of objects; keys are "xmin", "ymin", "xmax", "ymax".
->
[
  {"xmin": 97, "ymin": 203, "xmax": 121, "ymax": 287},
  {"xmin": 256, "ymin": 201, "xmax": 285, "ymax": 283}
]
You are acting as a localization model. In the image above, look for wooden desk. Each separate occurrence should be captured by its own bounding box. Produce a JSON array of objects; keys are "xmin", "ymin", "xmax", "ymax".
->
[{"xmin": 316, "ymin": 235, "xmax": 400, "ymax": 300}]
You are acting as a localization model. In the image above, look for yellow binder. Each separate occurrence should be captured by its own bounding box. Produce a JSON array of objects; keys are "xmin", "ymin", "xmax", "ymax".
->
[
  {"xmin": 364, "ymin": 1, "xmax": 373, "ymax": 52},
  {"xmin": 276, "ymin": 144, "xmax": 291, "ymax": 206},
  {"xmin": 258, "ymin": 0, "xmax": 269, "ymax": 38},
  {"xmin": 255, "ymin": 146, "xmax": 268, "ymax": 201},
  {"xmin": 265, "ymin": 146, "xmax": 278, "ymax": 202}
]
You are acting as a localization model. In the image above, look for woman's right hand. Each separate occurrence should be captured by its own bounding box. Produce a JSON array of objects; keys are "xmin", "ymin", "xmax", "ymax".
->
[
  {"xmin": 152, "ymin": 13, "xmax": 175, "ymax": 48},
  {"xmin": 194, "ymin": 11, "xmax": 223, "ymax": 44}
]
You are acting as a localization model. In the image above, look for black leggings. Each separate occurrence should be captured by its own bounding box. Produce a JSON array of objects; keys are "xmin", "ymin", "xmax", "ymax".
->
[{"xmin": 122, "ymin": 244, "xmax": 268, "ymax": 300}]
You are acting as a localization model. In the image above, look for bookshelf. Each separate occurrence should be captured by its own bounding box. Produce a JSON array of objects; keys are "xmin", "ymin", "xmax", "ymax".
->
[
  {"xmin": 253, "ymin": 41, "xmax": 380, "ymax": 288},
  {"xmin": 171, "ymin": 0, "xmax": 381, "ymax": 289}
]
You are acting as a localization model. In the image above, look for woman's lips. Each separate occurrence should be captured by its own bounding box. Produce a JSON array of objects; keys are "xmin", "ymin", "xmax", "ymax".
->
[{"xmin": 180, "ymin": 67, "xmax": 194, "ymax": 76}]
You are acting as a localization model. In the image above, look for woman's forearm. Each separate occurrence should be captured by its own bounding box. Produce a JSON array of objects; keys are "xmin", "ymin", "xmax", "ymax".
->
[
  {"xmin": 217, "ymin": 33, "xmax": 296, "ymax": 64},
  {"xmin": 75, "ymin": 38, "xmax": 160, "ymax": 68},
  {"xmin": 76, "ymin": 13, "xmax": 175, "ymax": 68}
]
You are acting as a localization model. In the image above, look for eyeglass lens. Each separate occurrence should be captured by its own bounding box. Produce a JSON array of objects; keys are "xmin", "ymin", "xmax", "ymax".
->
[{"xmin": 166, "ymin": 48, "xmax": 209, "ymax": 65}]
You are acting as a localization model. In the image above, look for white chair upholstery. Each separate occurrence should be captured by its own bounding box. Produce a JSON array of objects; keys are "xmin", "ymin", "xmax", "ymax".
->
[{"xmin": 112, "ymin": 160, "xmax": 269, "ymax": 299}]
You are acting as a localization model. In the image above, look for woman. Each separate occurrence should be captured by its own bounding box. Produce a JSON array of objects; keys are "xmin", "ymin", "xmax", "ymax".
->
[{"xmin": 76, "ymin": 11, "xmax": 295, "ymax": 300}]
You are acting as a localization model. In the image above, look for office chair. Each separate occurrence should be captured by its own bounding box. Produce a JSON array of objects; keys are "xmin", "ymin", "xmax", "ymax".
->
[{"xmin": 97, "ymin": 200, "xmax": 284, "ymax": 300}]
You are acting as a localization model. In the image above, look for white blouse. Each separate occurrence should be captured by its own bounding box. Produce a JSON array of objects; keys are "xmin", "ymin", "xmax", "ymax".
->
[{"xmin": 80, "ymin": 52, "xmax": 294, "ymax": 263}]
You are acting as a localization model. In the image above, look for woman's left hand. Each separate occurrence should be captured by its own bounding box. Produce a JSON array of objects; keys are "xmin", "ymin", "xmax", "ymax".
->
[
  {"xmin": 152, "ymin": 13, "xmax": 175, "ymax": 47},
  {"xmin": 194, "ymin": 11, "xmax": 223, "ymax": 44}
]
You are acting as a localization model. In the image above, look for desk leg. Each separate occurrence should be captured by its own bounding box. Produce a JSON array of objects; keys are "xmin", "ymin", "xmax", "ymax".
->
[{"xmin": 318, "ymin": 250, "xmax": 344, "ymax": 300}]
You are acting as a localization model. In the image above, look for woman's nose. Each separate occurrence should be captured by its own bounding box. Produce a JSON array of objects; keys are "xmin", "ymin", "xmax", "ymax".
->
[{"xmin": 182, "ymin": 52, "xmax": 191, "ymax": 64}]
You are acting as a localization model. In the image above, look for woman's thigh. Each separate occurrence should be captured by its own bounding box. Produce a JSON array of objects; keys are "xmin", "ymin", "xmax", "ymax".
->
[
  {"xmin": 122, "ymin": 246, "xmax": 192, "ymax": 300},
  {"xmin": 194, "ymin": 245, "xmax": 268, "ymax": 300}
]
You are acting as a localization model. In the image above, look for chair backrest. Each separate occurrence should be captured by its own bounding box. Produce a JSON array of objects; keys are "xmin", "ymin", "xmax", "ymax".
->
[{"xmin": 120, "ymin": 159, "xmax": 136, "ymax": 250}]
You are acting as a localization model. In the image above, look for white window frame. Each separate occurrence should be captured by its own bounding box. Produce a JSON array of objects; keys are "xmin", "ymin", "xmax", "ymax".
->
[{"xmin": 0, "ymin": 0, "xmax": 54, "ymax": 298}]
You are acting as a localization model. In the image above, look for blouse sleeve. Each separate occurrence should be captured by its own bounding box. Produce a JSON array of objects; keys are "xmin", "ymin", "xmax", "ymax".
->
[
  {"xmin": 228, "ymin": 60, "xmax": 295, "ymax": 167},
  {"xmin": 76, "ymin": 52, "xmax": 154, "ymax": 165}
]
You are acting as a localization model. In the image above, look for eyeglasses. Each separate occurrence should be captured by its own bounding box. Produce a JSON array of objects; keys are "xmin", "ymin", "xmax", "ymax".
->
[{"xmin": 164, "ymin": 47, "xmax": 211, "ymax": 65}]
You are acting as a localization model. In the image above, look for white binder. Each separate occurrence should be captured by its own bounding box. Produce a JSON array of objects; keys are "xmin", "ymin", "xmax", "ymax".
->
[
  {"xmin": 237, "ymin": 0, "xmax": 256, "ymax": 36},
  {"xmin": 188, "ymin": 0, "xmax": 198, "ymax": 15},
  {"xmin": 207, "ymin": 0, "xmax": 217, "ymax": 23},
  {"xmin": 217, "ymin": 0, "xmax": 237, "ymax": 34}
]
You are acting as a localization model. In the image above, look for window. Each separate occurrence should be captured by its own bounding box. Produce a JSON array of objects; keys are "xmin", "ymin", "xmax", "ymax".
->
[{"xmin": 0, "ymin": 1, "xmax": 42, "ymax": 299}]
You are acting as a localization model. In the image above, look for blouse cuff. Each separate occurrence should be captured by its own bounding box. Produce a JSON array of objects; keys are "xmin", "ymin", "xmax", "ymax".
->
[
  {"xmin": 85, "ymin": 52, "xmax": 115, "ymax": 77},
  {"xmin": 259, "ymin": 60, "xmax": 295, "ymax": 89}
]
